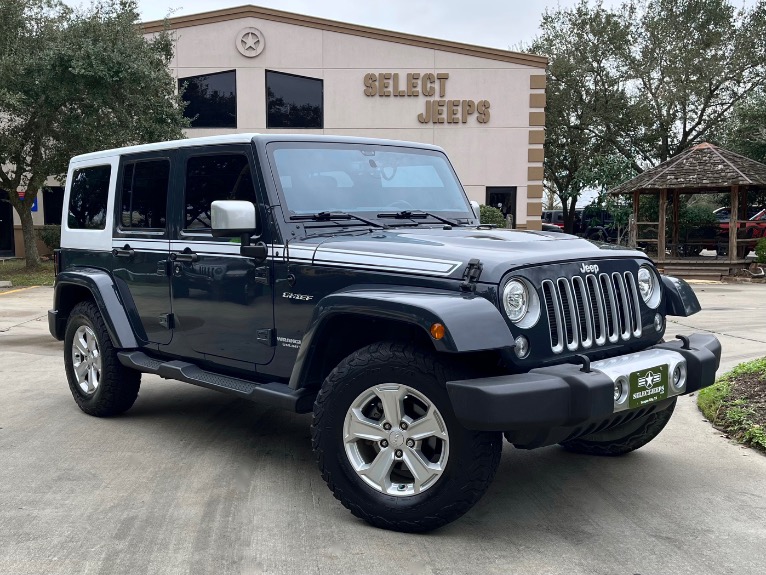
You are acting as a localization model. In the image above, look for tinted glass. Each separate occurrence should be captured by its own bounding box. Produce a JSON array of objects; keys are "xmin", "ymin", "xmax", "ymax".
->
[
  {"xmin": 266, "ymin": 71, "xmax": 323, "ymax": 129},
  {"xmin": 67, "ymin": 165, "xmax": 111, "ymax": 229},
  {"xmin": 179, "ymin": 70, "xmax": 237, "ymax": 128},
  {"xmin": 42, "ymin": 186, "xmax": 64, "ymax": 225},
  {"xmin": 184, "ymin": 154, "xmax": 256, "ymax": 231},
  {"xmin": 268, "ymin": 144, "xmax": 471, "ymax": 216},
  {"xmin": 120, "ymin": 160, "xmax": 170, "ymax": 230}
]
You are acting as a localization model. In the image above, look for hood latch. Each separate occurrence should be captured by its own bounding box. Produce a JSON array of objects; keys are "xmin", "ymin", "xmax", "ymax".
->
[{"xmin": 460, "ymin": 258, "xmax": 483, "ymax": 292}]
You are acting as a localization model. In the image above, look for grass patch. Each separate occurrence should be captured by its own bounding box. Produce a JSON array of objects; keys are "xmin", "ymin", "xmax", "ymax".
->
[
  {"xmin": 698, "ymin": 357, "xmax": 766, "ymax": 452},
  {"xmin": 0, "ymin": 259, "xmax": 55, "ymax": 286}
]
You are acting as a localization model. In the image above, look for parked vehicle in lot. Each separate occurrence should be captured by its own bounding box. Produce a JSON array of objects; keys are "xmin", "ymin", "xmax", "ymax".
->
[
  {"xmin": 50, "ymin": 134, "xmax": 721, "ymax": 532},
  {"xmin": 713, "ymin": 206, "xmax": 762, "ymax": 222}
]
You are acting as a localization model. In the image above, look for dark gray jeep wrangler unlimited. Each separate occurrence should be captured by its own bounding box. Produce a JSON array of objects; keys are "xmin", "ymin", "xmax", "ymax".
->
[{"xmin": 50, "ymin": 134, "xmax": 721, "ymax": 532}]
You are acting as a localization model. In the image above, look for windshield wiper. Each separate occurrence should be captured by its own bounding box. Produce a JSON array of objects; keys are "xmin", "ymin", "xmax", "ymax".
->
[
  {"xmin": 290, "ymin": 211, "xmax": 388, "ymax": 229},
  {"xmin": 376, "ymin": 210, "xmax": 463, "ymax": 227}
]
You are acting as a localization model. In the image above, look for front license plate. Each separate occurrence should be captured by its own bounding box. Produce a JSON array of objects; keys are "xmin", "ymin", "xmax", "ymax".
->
[{"xmin": 628, "ymin": 364, "xmax": 669, "ymax": 409}]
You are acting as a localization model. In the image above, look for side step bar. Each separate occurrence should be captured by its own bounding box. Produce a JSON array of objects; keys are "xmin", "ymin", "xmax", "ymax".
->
[{"xmin": 117, "ymin": 350, "xmax": 316, "ymax": 413}]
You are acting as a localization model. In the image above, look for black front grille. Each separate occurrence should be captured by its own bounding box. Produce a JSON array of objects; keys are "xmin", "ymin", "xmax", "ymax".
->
[{"xmin": 542, "ymin": 272, "xmax": 642, "ymax": 353}]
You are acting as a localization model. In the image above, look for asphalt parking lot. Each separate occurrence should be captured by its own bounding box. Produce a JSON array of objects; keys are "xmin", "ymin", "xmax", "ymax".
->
[{"xmin": 1, "ymin": 283, "xmax": 765, "ymax": 575}]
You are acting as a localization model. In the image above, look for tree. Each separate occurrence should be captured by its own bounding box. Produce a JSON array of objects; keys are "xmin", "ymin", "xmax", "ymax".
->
[
  {"xmin": 531, "ymin": 2, "xmax": 634, "ymax": 232},
  {"xmin": 722, "ymin": 90, "xmax": 766, "ymax": 165},
  {"xmin": 531, "ymin": 0, "xmax": 766, "ymax": 231},
  {"xmin": 0, "ymin": 0, "xmax": 189, "ymax": 268}
]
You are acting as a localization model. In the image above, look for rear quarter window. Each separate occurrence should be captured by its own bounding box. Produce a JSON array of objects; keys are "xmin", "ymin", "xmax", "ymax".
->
[{"xmin": 67, "ymin": 165, "xmax": 111, "ymax": 230}]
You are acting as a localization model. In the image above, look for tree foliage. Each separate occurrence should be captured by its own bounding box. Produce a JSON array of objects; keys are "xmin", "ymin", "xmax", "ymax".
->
[
  {"xmin": 0, "ymin": 0, "xmax": 189, "ymax": 267},
  {"xmin": 531, "ymin": 0, "xmax": 766, "ymax": 232}
]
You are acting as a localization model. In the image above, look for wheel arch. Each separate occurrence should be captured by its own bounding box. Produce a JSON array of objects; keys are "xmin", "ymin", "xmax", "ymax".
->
[
  {"xmin": 288, "ymin": 287, "xmax": 513, "ymax": 390},
  {"xmin": 51, "ymin": 269, "xmax": 139, "ymax": 348}
]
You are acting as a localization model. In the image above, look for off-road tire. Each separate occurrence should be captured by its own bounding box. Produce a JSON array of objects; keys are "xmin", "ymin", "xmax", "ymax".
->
[
  {"xmin": 64, "ymin": 301, "xmax": 141, "ymax": 417},
  {"xmin": 311, "ymin": 341, "xmax": 502, "ymax": 532},
  {"xmin": 560, "ymin": 399, "xmax": 676, "ymax": 456}
]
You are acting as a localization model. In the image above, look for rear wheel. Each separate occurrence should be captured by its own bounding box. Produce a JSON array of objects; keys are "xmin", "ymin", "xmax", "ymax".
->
[
  {"xmin": 311, "ymin": 342, "xmax": 502, "ymax": 532},
  {"xmin": 64, "ymin": 301, "xmax": 141, "ymax": 417},
  {"xmin": 560, "ymin": 399, "xmax": 676, "ymax": 456}
]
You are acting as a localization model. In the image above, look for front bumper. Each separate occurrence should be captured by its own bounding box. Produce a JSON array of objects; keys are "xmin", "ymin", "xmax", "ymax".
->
[{"xmin": 446, "ymin": 333, "xmax": 721, "ymax": 433}]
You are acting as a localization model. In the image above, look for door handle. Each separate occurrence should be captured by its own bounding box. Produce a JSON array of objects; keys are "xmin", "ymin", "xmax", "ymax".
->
[
  {"xmin": 170, "ymin": 249, "xmax": 199, "ymax": 263},
  {"xmin": 112, "ymin": 244, "xmax": 135, "ymax": 258}
]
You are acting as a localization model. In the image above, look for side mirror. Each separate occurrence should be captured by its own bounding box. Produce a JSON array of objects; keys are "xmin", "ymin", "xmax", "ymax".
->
[
  {"xmin": 211, "ymin": 200, "xmax": 257, "ymax": 237},
  {"xmin": 470, "ymin": 200, "xmax": 481, "ymax": 221}
]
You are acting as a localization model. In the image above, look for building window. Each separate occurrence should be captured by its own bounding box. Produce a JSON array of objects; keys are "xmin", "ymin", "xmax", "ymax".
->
[
  {"xmin": 42, "ymin": 186, "xmax": 64, "ymax": 225},
  {"xmin": 266, "ymin": 70, "xmax": 323, "ymax": 129},
  {"xmin": 119, "ymin": 159, "xmax": 170, "ymax": 230},
  {"xmin": 183, "ymin": 154, "xmax": 256, "ymax": 232},
  {"xmin": 178, "ymin": 70, "xmax": 237, "ymax": 128},
  {"xmin": 67, "ymin": 165, "xmax": 111, "ymax": 230}
]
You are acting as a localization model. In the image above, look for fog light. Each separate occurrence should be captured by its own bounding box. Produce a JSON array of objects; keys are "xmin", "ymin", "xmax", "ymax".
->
[
  {"xmin": 614, "ymin": 376, "xmax": 628, "ymax": 404},
  {"xmin": 672, "ymin": 363, "xmax": 687, "ymax": 389},
  {"xmin": 514, "ymin": 335, "xmax": 530, "ymax": 359},
  {"xmin": 654, "ymin": 313, "xmax": 664, "ymax": 332}
]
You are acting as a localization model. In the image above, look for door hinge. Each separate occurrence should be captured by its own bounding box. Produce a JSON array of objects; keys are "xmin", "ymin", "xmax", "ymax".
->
[
  {"xmin": 156, "ymin": 260, "xmax": 168, "ymax": 276},
  {"xmin": 256, "ymin": 328, "xmax": 276, "ymax": 346},
  {"xmin": 159, "ymin": 313, "xmax": 175, "ymax": 329},
  {"xmin": 253, "ymin": 265, "xmax": 270, "ymax": 285},
  {"xmin": 460, "ymin": 258, "xmax": 483, "ymax": 292}
]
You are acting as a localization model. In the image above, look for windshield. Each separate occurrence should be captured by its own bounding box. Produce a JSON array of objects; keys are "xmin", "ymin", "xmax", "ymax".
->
[{"xmin": 267, "ymin": 143, "xmax": 472, "ymax": 218}]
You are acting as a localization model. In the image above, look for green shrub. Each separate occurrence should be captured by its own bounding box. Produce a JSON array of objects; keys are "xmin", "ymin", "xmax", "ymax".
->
[
  {"xmin": 480, "ymin": 205, "xmax": 507, "ymax": 227},
  {"xmin": 756, "ymin": 238, "xmax": 766, "ymax": 264},
  {"xmin": 36, "ymin": 224, "xmax": 61, "ymax": 252}
]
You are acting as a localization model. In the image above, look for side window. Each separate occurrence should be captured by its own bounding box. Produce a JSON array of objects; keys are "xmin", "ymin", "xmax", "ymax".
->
[
  {"xmin": 67, "ymin": 165, "xmax": 111, "ymax": 230},
  {"xmin": 184, "ymin": 154, "xmax": 256, "ymax": 232},
  {"xmin": 120, "ymin": 159, "xmax": 170, "ymax": 230}
]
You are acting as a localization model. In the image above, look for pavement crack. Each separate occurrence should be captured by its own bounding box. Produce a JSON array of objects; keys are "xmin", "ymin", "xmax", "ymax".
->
[
  {"xmin": 0, "ymin": 314, "xmax": 46, "ymax": 333},
  {"xmin": 667, "ymin": 318, "xmax": 766, "ymax": 345}
]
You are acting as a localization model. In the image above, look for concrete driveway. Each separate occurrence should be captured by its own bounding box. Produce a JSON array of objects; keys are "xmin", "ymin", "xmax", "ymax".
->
[{"xmin": 1, "ymin": 283, "xmax": 764, "ymax": 575}]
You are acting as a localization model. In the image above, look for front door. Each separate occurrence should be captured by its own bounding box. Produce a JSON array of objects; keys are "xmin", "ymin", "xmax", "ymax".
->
[
  {"xmin": 111, "ymin": 153, "xmax": 173, "ymax": 346},
  {"xmin": 166, "ymin": 146, "xmax": 275, "ymax": 367},
  {"xmin": 486, "ymin": 186, "xmax": 517, "ymax": 229},
  {"xmin": 0, "ymin": 190, "xmax": 15, "ymax": 256}
]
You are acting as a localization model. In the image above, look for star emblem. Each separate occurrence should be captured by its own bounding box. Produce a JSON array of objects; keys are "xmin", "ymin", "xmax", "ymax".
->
[{"xmin": 241, "ymin": 32, "xmax": 259, "ymax": 51}]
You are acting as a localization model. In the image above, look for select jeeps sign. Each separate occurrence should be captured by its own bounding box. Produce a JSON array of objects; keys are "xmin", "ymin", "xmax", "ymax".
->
[{"xmin": 362, "ymin": 72, "xmax": 490, "ymax": 124}]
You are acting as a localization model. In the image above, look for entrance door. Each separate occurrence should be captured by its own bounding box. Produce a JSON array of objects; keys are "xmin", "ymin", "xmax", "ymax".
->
[
  {"xmin": 486, "ymin": 186, "xmax": 517, "ymax": 229},
  {"xmin": 166, "ymin": 146, "xmax": 275, "ymax": 367},
  {"xmin": 0, "ymin": 190, "xmax": 15, "ymax": 256},
  {"xmin": 111, "ymin": 154, "xmax": 173, "ymax": 346}
]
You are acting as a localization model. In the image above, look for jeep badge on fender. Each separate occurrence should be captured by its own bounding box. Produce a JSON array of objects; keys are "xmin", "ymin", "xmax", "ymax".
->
[{"xmin": 48, "ymin": 133, "xmax": 721, "ymax": 533}]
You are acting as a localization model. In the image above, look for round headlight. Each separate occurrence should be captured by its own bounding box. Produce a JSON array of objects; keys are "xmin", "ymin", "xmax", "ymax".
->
[
  {"xmin": 638, "ymin": 265, "xmax": 660, "ymax": 308},
  {"xmin": 503, "ymin": 280, "xmax": 529, "ymax": 323}
]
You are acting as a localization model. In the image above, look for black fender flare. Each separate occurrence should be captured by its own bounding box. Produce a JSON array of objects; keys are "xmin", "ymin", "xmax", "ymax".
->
[
  {"xmin": 50, "ymin": 268, "xmax": 139, "ymax": 348},
  {"xmin": 289, "ymin": 286, "xmax": 513, "ymax": 388},
  {"xmin": 661, "ymin": 275, "xmax": 701, "ymax": 317}
]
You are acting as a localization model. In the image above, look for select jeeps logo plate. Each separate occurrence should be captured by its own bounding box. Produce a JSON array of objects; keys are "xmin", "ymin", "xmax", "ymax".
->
[
  {"xmin": 579, "ymin": 263, "xmax": 599, "ymax": 274},
  {"xmin": 629, "ymin": 364, "xmax": 668, "ymax": 409}
]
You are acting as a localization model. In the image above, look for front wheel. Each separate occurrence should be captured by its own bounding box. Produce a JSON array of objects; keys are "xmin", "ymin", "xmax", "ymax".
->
[
  {"xmin": 311, "ymin": 342, "xmax": 502, "ymax": 532},
  {"xmin": 559, "ymin": 399, "xmax": 676, "ymax": 456}
]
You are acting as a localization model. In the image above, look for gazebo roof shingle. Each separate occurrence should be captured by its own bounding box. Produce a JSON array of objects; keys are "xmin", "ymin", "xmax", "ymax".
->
[{"xmin": 609, "ymin": 143, "xmax": 766, "ymax": 194}]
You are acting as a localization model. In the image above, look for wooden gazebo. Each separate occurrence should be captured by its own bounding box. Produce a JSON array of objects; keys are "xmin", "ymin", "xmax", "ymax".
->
[{"xmin": 609, "ymin": 143, "xmax": 766, "ymax": 270}]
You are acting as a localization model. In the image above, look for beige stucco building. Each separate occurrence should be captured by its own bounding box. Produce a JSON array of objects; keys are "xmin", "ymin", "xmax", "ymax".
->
[{"xmin": 2, "ymin": 4, "xmax": 546, "ymax": 258}]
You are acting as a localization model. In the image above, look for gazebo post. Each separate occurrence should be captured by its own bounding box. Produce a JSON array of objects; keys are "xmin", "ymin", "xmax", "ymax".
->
[
  {"xmin": 728, "ymin": 185, "xmax": 738, "ymax": 264},
  {"xmin": 672, "ymin": 190, "xmax": 680, "ymax": 258},
  {"xmin": 658, "ymin": 188, "xmax": 667, "ymax": 263},
  {"xmin": 631, "ymin": 190, "xmax": 639, "ymax": 247}
]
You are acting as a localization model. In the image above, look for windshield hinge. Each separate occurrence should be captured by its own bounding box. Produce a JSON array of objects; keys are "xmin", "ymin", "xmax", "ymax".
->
[{"xmin": 460, "ymin": 259, "xmax": 483, "ymax": 292}]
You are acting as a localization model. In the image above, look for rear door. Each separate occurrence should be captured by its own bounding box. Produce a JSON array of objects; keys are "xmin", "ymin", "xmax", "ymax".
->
[
  {"xmin": 111, "ymin": 152, "xmax": 173, "ymax": 346},
  {"xmin": 165, "ymin": 145, "xmax": 275, "ymax": 367}
]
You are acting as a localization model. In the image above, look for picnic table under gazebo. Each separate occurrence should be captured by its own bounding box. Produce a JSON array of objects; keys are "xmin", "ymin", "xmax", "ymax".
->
[{"xmin": 609, "ymin": 143, "xmax": 766, "ymax": 276}]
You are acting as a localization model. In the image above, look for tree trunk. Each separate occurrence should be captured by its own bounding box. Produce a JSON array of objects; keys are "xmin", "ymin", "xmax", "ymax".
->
[{"xmin": 17, "ymin": 202, "xmax": 40, "ymax": 269}]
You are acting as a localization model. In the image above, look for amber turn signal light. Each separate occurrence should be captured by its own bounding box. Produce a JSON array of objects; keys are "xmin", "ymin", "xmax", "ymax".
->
[{"xmin": 430, "ymin": 323, "xmax": 445, "ymax": 340}]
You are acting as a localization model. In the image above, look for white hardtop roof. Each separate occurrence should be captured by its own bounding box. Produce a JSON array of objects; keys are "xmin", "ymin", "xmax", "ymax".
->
[{"xmin": 70, "ymin": 133, "xmax": 260, "ymax": 163}]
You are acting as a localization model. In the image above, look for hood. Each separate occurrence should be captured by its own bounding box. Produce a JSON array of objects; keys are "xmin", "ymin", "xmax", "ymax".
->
[{"xmin": 284, "ymin": 227, "xmax": 647, "ymax": 283}]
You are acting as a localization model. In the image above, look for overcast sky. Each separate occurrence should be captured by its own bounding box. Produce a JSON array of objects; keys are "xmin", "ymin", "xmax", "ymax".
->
[{"xmin": 52, "ymin": 0, "xmax": 751, "ymax": 50}]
